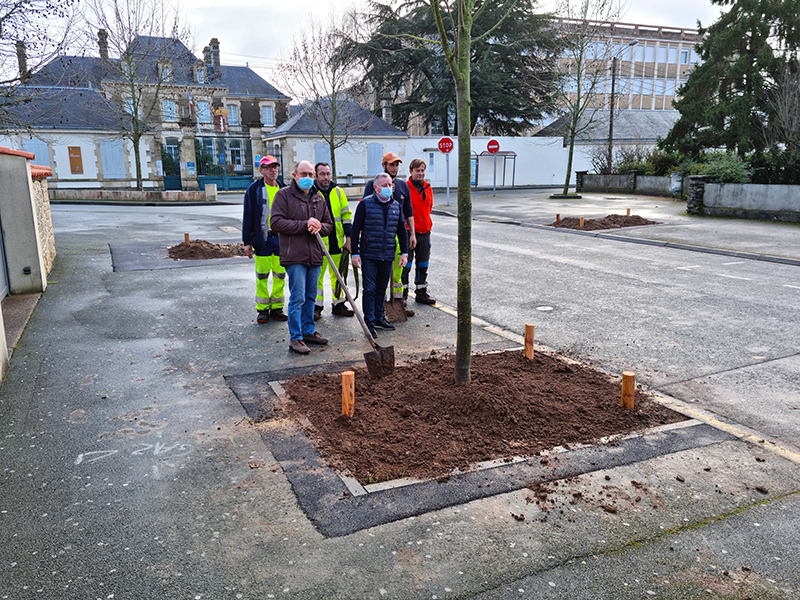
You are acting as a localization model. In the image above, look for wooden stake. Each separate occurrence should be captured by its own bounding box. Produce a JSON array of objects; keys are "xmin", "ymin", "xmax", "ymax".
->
[
  {"xmin": 184, "ymin": 232, "xmax": 190, "ymax": 244},
  {"xmin": 579, "ymin": 216, "xmax": 584, "ymax": 228},
  {"xmin": 622, "ymin": 371, "xmax": 635, "ymax": 411},
  {"xmin": 342, "ymin": 371, "xmax": 355, "ymax": 417},
  {"xmin": 626, "ymin": 207, "xmax": 631, "ymax": 216},
  {"xmin": 556, "ymin": 213, "xmax": 560, "ymax": 223},
  {"xmin": 524, "ymin": 324, "xmax": 535, "ymax": 359}
]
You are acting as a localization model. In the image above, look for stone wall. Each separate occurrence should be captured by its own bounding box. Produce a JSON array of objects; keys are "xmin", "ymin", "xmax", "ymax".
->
[
  {"xmin": 49, "ymin": 187, "xmax": 216, "ymax": 203},
  {"xmin": 31, "ymin": 172, "xmax": 56, "ymax": 276},
  {"xmin": 688, "ymin": 179, "xmax": 800, "ymax": 222}
]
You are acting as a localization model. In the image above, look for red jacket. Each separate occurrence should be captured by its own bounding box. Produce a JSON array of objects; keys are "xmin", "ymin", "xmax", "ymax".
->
[{"xmin": 407, "ymin": 178, "xmax": 433, "ymax": 234}]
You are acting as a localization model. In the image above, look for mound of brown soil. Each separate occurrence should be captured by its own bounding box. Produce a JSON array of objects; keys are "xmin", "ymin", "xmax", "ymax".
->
[
  {"xmin": 168, "ymin": 239, "xmax": 246, "ymax": 260},
  {"xmin": 548, "ymin": 214, "xmax": 658, "ymax": 231},
  {"xmin": 282, "ymin": 350, "xmax": 684, "ymax": 485}
]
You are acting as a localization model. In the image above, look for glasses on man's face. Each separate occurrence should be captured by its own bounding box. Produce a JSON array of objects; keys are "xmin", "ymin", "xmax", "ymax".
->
[
  {"xmin": 296, "ymin": 172, "xmax": 315, "ymax": 178},
  {"xmin": 261, "ymin": 164, "xmax": 278, "ymax": 170}
]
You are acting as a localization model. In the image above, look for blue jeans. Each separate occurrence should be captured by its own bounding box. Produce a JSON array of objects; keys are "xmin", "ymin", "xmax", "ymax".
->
[
  {"xmin": 361, "ymin": 258, "xmax": 393, "ymax": 325},
  {"xmin": 285, "ymin": 263, "xmax": 321, "ymax": 341}
]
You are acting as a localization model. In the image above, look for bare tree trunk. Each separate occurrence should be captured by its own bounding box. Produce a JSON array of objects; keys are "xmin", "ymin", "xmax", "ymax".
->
[{"xmin": 454, "ymin": 30, "xmax": 472, "ymax": 384}]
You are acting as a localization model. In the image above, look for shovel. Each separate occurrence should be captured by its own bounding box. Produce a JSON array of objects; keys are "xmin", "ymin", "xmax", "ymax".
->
[{"xmin": 315, "ymin": 233, "xmax": 394, "ymax": 377}]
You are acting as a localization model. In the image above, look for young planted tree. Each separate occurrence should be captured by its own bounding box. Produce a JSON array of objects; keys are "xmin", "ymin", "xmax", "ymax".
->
[
  {"xmin": 427, "ymin": 0, "xmax": 518, "ymax": 384},
  {"xmin": 84, "ymin": 0, "xmax": 193, "ymax": 190},
  {"xmin": 278, "ymin": 13, "xmax": 369, "ymax": 182},
  {"xmin": 555, "ymin": 0, "xmax": 622, "ymax": 194}
]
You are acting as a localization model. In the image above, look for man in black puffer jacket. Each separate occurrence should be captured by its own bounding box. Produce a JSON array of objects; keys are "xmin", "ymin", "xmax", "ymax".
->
[{"xmin": 350, "ymin": 173, "xmax": 409, "ymax": 339}]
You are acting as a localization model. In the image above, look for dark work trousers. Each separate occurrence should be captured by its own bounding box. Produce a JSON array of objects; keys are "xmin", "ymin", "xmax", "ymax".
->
[
  {"xmin": 361, "ymin": 258, "xmax": 393, "ymax": 325},
  {"xmin": 402, "ymin": 230, "xmax": 431, "ymax": 297}
]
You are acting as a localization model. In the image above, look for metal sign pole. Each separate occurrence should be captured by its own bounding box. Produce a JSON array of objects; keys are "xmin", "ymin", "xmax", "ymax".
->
[
  {"xmin": 446, "ymin": 152, "xmax": 450, "ymax": 206},
  {"xmin": 492, "ymin": 154, "xmax": 497, "ymax": 196}
]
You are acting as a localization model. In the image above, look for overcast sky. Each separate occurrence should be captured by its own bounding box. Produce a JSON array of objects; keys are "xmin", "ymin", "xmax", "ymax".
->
[{"xmin": 184, "ymin": 0, "xmax": 724, "ymax": 99}]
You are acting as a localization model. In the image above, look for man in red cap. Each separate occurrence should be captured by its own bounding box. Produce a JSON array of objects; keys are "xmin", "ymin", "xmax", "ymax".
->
[
  {"xmin": 242, "ymin": 155, "xmax": 288, "ymax": 324},
  {"xmin": 363, "ymin": 151, "xmax": 416, "ymax": 318}
]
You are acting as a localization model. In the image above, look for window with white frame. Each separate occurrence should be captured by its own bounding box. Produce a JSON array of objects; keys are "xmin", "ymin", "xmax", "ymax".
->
[
  {"xmin": 645, "ymin": 44, "xmax": 655, "ymax": 62},
  {"xmin": 261, "ymin": 105, "xmax": 274, "ymax": 127},
  {"xmin": 642, "ymin": 77, "xmax": 653, "ymax": 95},
  {"xmin": 680, "ymin": 49, "xmax": 691, "ymax": 64},
  {"xmin": 196, "ymin": 68, "xmax": 205, "ymax": 84},
  {"xmin": 197, "ymin": 101, "xmax": 211, "ymax": 123},
  {"xmin": 162, "ymin": 99, "xmax": 177, "ymax": 122},
  {"xmin": 668, "ymin": 46, "xmax": 678, "ymax": 64},
  {"xmin": 161, "ymin": 64, "xmax": 171, "ymax": 82},
  {"xmin": 665, "ymin": 79, "xmax": 676, "ymax": 95},
  {"xmin": 655, "ymin": 78, "xmax": 666, "ymax": 94},
  {"xmin": 658, "ymin": 45, "xmax": 667, "ymax": 64},
  {"xmin": 634, "ymin": 44, "xmax": 644, "ymax": 62},
  {"xmin": 125, "ymin": 98, "xmax": 136, "ymax": 116},
  {"xmin": 227, "ymin": 104, "xmax": 239, "ymax": 126}
]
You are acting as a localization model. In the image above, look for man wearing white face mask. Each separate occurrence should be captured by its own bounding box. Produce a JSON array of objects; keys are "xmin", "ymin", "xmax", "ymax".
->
[
  {"xmin": 350, "ymin": 173, "xmax": 408, "ymax": 339},
  {"xmin": 270, "ymin": 161, "xmax": 334, "ymax": 354}
]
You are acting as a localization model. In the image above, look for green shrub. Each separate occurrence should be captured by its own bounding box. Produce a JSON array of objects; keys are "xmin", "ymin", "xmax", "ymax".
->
[{"xmin": 686, "ymin": 151, "xmax": 751, "ymax": 183}]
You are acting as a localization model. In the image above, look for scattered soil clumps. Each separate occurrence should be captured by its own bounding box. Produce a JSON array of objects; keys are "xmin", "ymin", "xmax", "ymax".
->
[
  {"xmin": 548, "ymin": 214, "xmax": 658, "ymax": 231},
  {"xmin": 281, "ymin": 350, "xmax": 685, "ymax": 485},
  {"xmin": 168, "ymin": 239, "xmax": 246, "ymax": 260}
]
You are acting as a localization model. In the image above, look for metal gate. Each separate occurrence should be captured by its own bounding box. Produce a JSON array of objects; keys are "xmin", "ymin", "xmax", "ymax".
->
[
  {"xmin": 195, "ymin": 136, "xmax": 254, "ymax": 191},
  {"xmin": 162, "ymin": 138, "xmax": 182, "ymax": 190}
]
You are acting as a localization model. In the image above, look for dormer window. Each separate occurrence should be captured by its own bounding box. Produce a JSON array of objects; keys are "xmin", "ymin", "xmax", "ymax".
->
[
  {"xmin": 160, "ymin": 62, "xmax": 172, "ymax": 82},
  {"xmin": 196, "ymin": 68, "xmax": 205, "ymax": 84}
]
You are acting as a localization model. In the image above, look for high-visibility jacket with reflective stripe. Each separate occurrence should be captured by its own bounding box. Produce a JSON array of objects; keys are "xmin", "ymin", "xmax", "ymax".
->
[{"xmin": 315, "ymin": 184, "xmax": 352, "ymax": 254}]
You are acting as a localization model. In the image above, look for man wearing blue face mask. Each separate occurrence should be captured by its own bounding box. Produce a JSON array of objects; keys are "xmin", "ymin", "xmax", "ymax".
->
[
  {"xmin": 270, "ymin": 160, "xmax": 334, "ymax": 355},
  {"xmin": 350, "ymin": 173, "xmax": 409, "ymax": 339}
]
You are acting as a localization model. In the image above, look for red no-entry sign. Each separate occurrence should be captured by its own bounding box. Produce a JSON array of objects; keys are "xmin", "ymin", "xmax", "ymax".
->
[
  {"xmin": 438, "ymin": 137, "xmax": 454, "ymax": 153},
  {"xmin": 487, "ymin": 139, "xmax": 500, "ymax": 154}
]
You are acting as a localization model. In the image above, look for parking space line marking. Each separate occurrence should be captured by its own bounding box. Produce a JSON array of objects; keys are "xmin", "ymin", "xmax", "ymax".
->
[
  {"xmin": 676, "ymin": 266, "xmax": 701, "ymax": 270},
  {"xmin": 722, "ymin": 261, "xmax": 746, "ymax": 265},
  {"xmin": 784, "ymin": 285, "xmax": 800, "ymax": 290},
  {"xmin": 717, "ymin": 274, "xmax": 751, "ymax": 280}
]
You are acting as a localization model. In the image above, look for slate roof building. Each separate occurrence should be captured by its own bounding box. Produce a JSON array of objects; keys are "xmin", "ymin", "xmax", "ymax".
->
[
  {"xmin": 265, "ymin": 100, "xmax": 408, "ymax": 186},
  {"xmin": 0, "ymin": 33, "xmax": 290, "ymax": 191}
]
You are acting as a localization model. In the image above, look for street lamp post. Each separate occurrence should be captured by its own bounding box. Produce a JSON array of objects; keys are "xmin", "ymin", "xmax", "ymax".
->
[{"xmin": 608, "ymin": 41, "xmax": 638, "ymax": 173}]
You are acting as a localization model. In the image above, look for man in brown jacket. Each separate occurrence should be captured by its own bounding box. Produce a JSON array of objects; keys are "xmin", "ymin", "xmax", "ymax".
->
[{"xmin": 269, "ymin": 160, "xmax": 334, "ymax": 354}]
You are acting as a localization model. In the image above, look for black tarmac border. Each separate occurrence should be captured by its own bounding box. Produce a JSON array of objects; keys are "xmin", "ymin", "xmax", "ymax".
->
[{"xmin": 226, "ymin": 364, "xmax": 735, "ymax": 538}]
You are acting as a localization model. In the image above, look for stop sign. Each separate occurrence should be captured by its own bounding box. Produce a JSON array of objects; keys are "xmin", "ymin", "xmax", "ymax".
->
[
  {"xmin": 487, "ymin": 139, "xmax": 500, "ymax": 154},
  {"xmin": 438, "ymin": 137, "xmax": 454, "ymax": 153}
]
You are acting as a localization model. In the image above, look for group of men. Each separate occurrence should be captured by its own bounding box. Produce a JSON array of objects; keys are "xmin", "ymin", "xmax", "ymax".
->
[{"xmin": 242, "ymin": 152, "xmax": 435, "ymax": 354}]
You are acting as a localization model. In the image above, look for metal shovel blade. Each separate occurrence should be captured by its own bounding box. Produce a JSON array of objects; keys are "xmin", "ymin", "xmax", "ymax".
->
[
  {"xmin": 364, "ymin": 344, "xmax": 395, "ymax": 378},
  {"xmin": 383, "ymin": 298, "xmax": 407, "ymax": 323}
]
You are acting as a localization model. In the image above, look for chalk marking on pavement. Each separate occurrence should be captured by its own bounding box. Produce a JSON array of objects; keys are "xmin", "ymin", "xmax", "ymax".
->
[
  {"xmin": 429, "ymin": 297, "xmax": 800, "ymax": 466},
  {"xmin": 676, "ymin": 265, "xmax": 701, "ymax": 270},
  {"xmin": 717, "ymin": 273, "xmax": 752, "ymax": 281},
  {"xmin": 784, "ymin": 285, "xmax": 800, "ymax": 290},
  {"xmin": 722, "ymin": 261, "xmax": 746, "ymax": 265}
]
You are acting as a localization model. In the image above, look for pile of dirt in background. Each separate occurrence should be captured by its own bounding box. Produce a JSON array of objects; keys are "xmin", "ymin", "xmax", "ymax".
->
[
  {"xmin": 168, "ymin": 239, "xmax": 246, "ymax": 260},
  {"xmin": 548, "ymin": 214, "xmax": 658, "ymax": 231},
  {"xmin": 280, "ymin": 350, "xmax": 685, "ymax": 485}
]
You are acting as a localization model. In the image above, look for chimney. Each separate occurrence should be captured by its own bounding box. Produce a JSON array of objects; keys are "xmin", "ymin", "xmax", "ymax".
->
[
  {"xmin": 381, "ymin": 97, "xmax": 392, "ymax": 123},
  {"xmin": 210, "ymin": 38, "xmax": 221, "ymax": 79},
  {"xmin": 98, "ymin": 29, "xmax": 109, "ymax": 62},
  {"xmin": 203, "ymin": 45, "xmax": 212, "ymax": 75},
  {"xmin": 16, "ymin": 41, "xmax": 28, "ymax": 83}
]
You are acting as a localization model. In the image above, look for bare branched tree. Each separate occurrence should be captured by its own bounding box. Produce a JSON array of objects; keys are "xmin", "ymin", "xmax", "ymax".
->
[
  {"xmin": 763, "ymin": 66, "xmax": 800, "ymax": 154},
  {"xmin": 278, "ymin": 12, "xmax": 369, "ymax": 182},
  {"xmin": 83, "ymin": 0, "xmax": 194, "ymax": 190},
  {"xmin": 555, "ymin": 0, "xmax": 623, "ymax": 193},
  {"xmin": 0, "ymin": 0, "xmax": 80, "ymax": 126}
]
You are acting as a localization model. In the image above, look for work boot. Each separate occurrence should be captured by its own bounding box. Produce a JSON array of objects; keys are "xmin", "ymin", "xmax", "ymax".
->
[
  {"xmin": 415, "ymin": 291, "xmax": 436, "ymax": 305},
  {"xmin": 302, "ymin": 332, "xmax": 328, "ymax": 345},
  {"xmin": 270, "ymin": 307, "xmax": 288, "ymax": 321},
  {"xmin": 289, "ymin": 339, "xmax": 310, "ymax": 354},
  {"xmin": 331, "ymin": 304, "xmax": 354, "ymax": 317},
  {"xmin": 403, "ymin": 300, "xmax": 415, "ymax": 317},
  {"xmin": 314, "ymin": 306, "xmax": 322, "ymax": 321},
  {"xmin": 375, "ymin": 317, "xmax": 395, "ymax": 331},
  {"xmin": 257, "ymin": 310, "xmax": 270, "ymax": 323}
]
